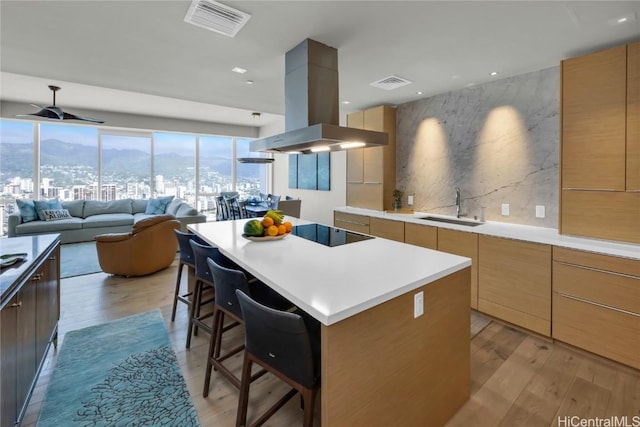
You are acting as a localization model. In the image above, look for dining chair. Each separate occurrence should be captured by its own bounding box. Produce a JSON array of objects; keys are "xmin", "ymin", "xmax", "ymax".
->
[
  {"xmin": 235, "ymin": 289, "xmax": 321, "ymax": 427},
  {"xmin": 203, "ymin": 258, "xmax": 295, "ymax": 396},
  {"xmin": 267, "ymin": 194, "xmax": 281, "ymax": 210},
  {"xmin": 278, "ymin": 199, "xmax": 302, "ymax": 218},
  {"xmin": 215, "ymin": 196, "xmax": 231, "ymax": 221}
]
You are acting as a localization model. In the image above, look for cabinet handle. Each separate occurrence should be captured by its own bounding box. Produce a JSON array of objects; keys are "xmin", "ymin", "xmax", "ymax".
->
[
  {"xmin": 49, "ymin": 256, "xmax": 56, "ymax": 261},
  {"xmin": 31, "ymin": 273, "xmax": 42, "ymax": 281},
  {"xmin": 9, "ymin": 301, "xmax": 22, "ymax": 308}
]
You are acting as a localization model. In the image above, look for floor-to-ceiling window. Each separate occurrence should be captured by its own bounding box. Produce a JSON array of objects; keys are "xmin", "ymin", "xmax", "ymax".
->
[
  {"xmin": 100, "ymin": 131, "xmax": 152, "ymax": 200},
  {"xmin": 0, "ymin": 119, "xmax": 269, "ymax": 236},
  {"xmin": 153, "ymin": 132, "xmax": 196, "ymax": 206},
  {"xmin": 0, "ymin": 120, "xmax": 35, "ymax": 231},
  {"xmin": 40, "ymin": 123, "xmax": 98, "ymax": 199}
]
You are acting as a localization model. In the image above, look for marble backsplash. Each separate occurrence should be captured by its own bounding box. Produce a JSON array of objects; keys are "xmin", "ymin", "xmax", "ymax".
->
[{"xmin": 396, "ymin": 66, "xmax": 559, "ymax": 227}]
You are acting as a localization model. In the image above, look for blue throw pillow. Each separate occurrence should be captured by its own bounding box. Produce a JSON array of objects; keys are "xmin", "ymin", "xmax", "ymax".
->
[
  {"xmin": 144, "ymin": 196, "xmax": 174, "ymax": 215},
  {"xmin": 33, "ymin": 199, "xmax": 63, "ymax": 221},
  {"xmin": 16, "ymin": 199, "xmax": 38, "ymax": 223}
]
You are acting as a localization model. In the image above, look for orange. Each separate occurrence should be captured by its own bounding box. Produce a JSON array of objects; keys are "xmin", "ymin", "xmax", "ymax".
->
[
  {"xmin": 277, "ymin": 224, "xmax": 286, "ymax": 235},
  {"xmin": 262, "ymin": 216, "xmax": 274, "ymax": 227},
  {"xmin": 283, "ymin": 221, "xmax": 293, "ymax": 233},
  {"xmin": 267, "ymin": 225, "xmax": 278, "ymax": 236}
]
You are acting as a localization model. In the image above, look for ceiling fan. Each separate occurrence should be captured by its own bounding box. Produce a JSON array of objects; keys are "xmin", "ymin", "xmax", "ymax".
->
[{"xmin": 15, "ymin": 85, "xmax": 104, "ymax": 123}]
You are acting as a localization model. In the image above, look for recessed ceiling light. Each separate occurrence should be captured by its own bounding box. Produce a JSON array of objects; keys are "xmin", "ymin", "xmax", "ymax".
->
[
  {"xmin": 609, "ymin": 12, "xmax": 636, "ymax": 26},
  {"xmin": 232, "ymin": 67, "xmax": 247, "ymax": 74},
  {"xmin": 341, "ymin": 101, "xmax": 351, "ymax": 105},
  {"xmin": 451, "ymin": 75, "xmax": 459, "ymax": 79},
  {"xmin": 490, "ymin": 71, "xmax": 499, "ymax": 76},
  {"xmin": 245, "ymin": 80, "xmax": 254, "ymax": 85},
  {"xmin": 416, "ymin": 91, "xmax": 423, "ymax": 95}
]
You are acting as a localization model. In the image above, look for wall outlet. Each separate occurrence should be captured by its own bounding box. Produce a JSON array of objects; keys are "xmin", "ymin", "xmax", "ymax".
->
[
  {"xmin": 501, "ymin": 203, "xmax": 510, "ymax": 216},
  {"xmin": 536, "ymin": 205, "xmax": 545, "ymax": 218},
  {"xmin": 414, "ymin": 291, "xmax": 424, "ymax": 318},
  {"xmin": 407, "ymin": 195, "xmax": 414, "ymax": 206}
]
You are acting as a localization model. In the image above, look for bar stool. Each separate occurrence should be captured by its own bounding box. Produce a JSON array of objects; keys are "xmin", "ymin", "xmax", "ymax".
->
[
  {"xmin": 171, "ymin": 230, "xmax": 207, "ymax": 322},
  {"xmin": 203, "ymin": 258, "xmax": 295, "ymax": 396},
  {"xmin": 236, "ymin": 289, "xmax": 321, "ymax": 427},
  {"xmin": 186, "ymin": 240, "xmax": 238, "ymax": 348}
]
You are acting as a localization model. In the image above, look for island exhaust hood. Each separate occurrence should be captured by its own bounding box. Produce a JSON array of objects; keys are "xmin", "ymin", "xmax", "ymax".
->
[{"xmin": 250, "ymin": 39, "xmax": 388, "ymax": 154}]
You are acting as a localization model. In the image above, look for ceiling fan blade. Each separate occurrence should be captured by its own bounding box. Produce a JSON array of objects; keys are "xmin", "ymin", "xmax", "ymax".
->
[
  {"xmin": 61, "ymin": 111, "xmax": 105, "ymax": 123},
  {"xmin": 15, "ymin": 106, "xmax": 64, "ymax": 120}
]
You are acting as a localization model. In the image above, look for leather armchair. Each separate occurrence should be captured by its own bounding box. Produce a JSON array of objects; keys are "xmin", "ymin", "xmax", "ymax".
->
[{"xmin": 96, "ymin": 214, "xmax": 180, "ymax": 276}]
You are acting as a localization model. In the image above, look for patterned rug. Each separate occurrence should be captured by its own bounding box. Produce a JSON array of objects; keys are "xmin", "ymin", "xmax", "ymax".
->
[
  {"xmin": 37, "ymin": 310, "xmax": 200, "ymax": 427},
  {"xmin": 60, "ymin": 241, "xmax": 102, "ymax": 278}
]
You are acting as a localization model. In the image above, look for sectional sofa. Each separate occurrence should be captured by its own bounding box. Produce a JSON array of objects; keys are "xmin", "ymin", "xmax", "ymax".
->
[{"xmin": 7, "ymin": 197, "xmax": 206, "ymax": 244}]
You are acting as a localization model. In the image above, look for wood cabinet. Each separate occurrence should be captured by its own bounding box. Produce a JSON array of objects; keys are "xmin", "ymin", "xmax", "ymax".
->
[
  {"xmin": 404, "ymin": 222, "xmax": 437, "ymax": 250},
  {"xmin": 438, "ymin": 229, "xmax": 479, "ymax": 310},
  {"xmin": 346, "ymin": 106, "xmax": 396, "ymax": 210},
  {"xmin": 628, "ymin": 41, "xmax": 640, "ymax": 191},
  {"xmin": 1, "ymin": 235, "xmax": 60, "ymax": 427},
  {"xmin": 478, "ymin": 235, "xmax": 552, "ymax": 336},
  {"xmin": 552, "ymin": 247, "xmax": 640, "ymax": 369},
  {"xmin": 560, "ymin": 41, "xmax": 640, "ymax": 244},
  {"xmin": 369, "ymin": 217, "xmax": 404, "ymax": 242},
  {"xmin": 333, "ymin": 211, "xmax": 370, "ymax": 235}
]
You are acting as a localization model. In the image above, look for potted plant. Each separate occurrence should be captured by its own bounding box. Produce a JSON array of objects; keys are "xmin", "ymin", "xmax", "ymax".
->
[{"xmin": 392, "ymin": 189, "xmax": 404, "ymax": 210}]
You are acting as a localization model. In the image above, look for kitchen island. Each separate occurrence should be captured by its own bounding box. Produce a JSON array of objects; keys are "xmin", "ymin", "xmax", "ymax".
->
[{"xmin": 189, "ymin": 219, "xmax": 471, "ymax": 426}]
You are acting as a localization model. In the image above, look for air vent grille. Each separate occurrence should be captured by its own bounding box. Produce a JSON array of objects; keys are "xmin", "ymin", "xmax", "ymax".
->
[
  {"xmin": 370, "ymin": 75, "xmax": 412, "ymax": 90},
  {"xmin": 184, "ymin": 0, "xmax": 251, "ymax": 38}
]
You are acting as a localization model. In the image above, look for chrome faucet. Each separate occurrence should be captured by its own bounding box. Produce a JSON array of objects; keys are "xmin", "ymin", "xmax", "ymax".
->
[{"xmin": 455, "ymin": 187, "xmax": 465, "ymax": 218}]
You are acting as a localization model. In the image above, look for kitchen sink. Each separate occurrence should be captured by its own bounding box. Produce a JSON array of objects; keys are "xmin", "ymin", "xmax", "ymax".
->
[{"xmin": 417, "ymin": 215, "xmax": 483, "ymax": 227}]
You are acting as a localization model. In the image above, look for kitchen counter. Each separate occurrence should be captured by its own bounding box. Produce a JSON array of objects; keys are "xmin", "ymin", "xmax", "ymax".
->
[
  {"xmin": 189, "ymin": 218, "xmax": 470, "ymax": 325},
  {"xmin": 188, "ymin": 218, "xmax": 472, "ymax": 426},
  {"xmin": 335, "ymin": 206, "xmax": 640, "ymax": 260}
]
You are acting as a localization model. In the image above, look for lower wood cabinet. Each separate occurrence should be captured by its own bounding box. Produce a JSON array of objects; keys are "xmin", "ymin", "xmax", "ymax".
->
[
  {"xmin": 1, "ymin": 238, "xmax": 60, "ymax": 427},
  {"xmin": 404, "ymin": 222, "xmax": 437, "ymax": 250},
  {"xmin": 552, "ymin": 247, "xmax": 640, "ymax": 369},
  {"xmin": 369, "ymin": 217, "xmax": 404, "ymax": 242},
  {"xmin": 478, "ymin": 235, "xmax": 552, "ymax": 336},
  {"xmin": 334, "ymin": 211, "xmax": 370, "ymax": 235},
  {"xmin": 438, "ymin": 229, "xmax": 479, "ymax": 310}
]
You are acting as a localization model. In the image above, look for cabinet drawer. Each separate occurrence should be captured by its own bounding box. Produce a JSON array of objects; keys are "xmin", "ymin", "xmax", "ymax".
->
[
  {"xmin": 553, "ymin": 246, "xmax": 640, "ymax": 277},
  {"xmin": 553, "ymin": 262, "xmax": 639, "ymax": 314},
  {"xmin": 404, "ymin": 222, "xmax": 437, "ymax": 249},
  {"xmin": 334, "ymin": 212, "xmax": 370, "ymax": 235},
  {"xmin": 369, "ymin": 218, "xmax": 404, "ymax": 242},
  {"xmin": 553, "ymin": 293, "xmax": 640, "ymax": 369}
]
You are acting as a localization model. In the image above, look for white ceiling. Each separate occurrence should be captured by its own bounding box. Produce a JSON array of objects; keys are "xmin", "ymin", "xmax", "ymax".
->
[{"xmin": 1, "ymin": 1, "xmax": 639, "ymax": 128}]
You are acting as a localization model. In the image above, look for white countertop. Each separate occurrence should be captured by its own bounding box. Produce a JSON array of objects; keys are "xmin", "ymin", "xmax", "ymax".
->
[
  {"xmin": 335, "ymin": 206, "xmax": 640, "ymax": 260},
  {"xmin": 188, "ymin": 218, "xmax": 471, "ymax": 326}
]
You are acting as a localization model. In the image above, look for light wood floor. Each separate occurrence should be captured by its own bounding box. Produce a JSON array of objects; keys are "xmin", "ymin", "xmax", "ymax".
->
[{"xmin": 22, "ymin": 261, "xmax": 640, "ymax": 427}]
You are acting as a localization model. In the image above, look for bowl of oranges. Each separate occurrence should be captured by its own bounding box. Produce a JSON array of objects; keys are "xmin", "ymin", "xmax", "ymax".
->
[{"xmin": 242, "ymin": 210, "xmax": 293, "ymax": 241}]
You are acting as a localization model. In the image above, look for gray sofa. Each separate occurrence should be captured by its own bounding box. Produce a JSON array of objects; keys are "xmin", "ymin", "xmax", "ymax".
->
[{"xmin": 8, "ymin": 198, "xmax": 206, "ymax": 244}]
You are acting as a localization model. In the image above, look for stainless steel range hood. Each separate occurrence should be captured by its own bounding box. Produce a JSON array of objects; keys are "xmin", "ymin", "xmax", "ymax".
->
[{"xmin": 250, "ymin": 39, "xmax": 388, "ymax": 154}]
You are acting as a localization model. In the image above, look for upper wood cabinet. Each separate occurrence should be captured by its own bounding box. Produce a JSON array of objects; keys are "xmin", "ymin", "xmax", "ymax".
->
[
  {"xmin": 560, "ymin": 42, "xmax": 640, "ymax": 244},
  {"xmin": 561, "ymin": 45, "xmax": 627, "ymax": 190},
  {"xmin": 346, "ymin": 106, "xmax": 396, "ymax": 210},
  {"xmin": 627, "ymin": 41, "xmax": 640, "ymax": 191}
]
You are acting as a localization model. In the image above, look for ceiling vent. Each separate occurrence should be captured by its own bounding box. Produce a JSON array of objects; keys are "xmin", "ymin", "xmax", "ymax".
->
[
  {"xmin": 184, "ymin": 0, "xmax": 251, "ymax": 38},
  {"xmin": 370, "ymin": 75, "xmax": 413, "ymax": 90}
]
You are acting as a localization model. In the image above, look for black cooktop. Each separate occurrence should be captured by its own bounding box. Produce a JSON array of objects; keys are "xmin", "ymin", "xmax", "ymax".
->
[{"xmin": 291, "ymin": 224, "xmax": 374, "ymax": 247}]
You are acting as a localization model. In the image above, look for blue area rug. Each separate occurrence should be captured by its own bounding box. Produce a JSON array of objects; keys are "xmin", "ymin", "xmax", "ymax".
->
[
  {"xmin": 60, "ymin": 241, "xmax": 102, "ymax": 278},
  {"xmin": 37, "ymin": 310, "xmax": 200, "ymax": 427}
]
